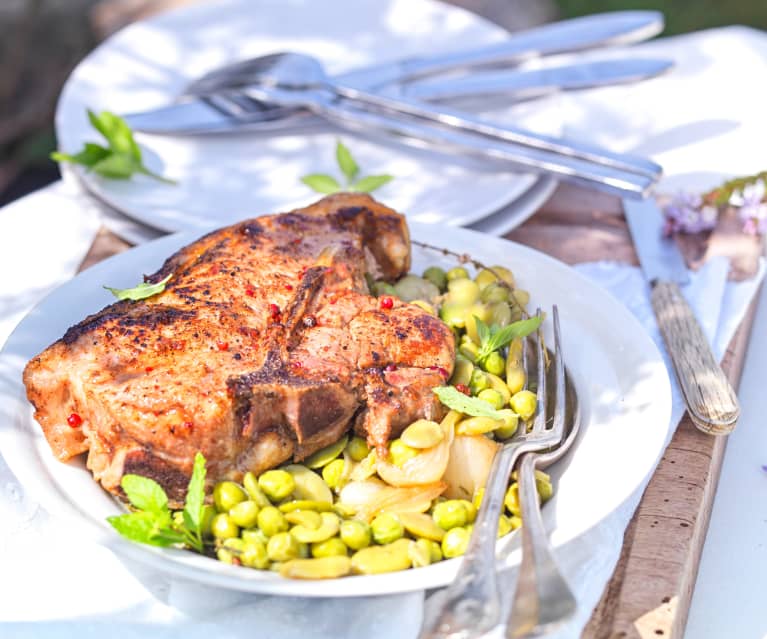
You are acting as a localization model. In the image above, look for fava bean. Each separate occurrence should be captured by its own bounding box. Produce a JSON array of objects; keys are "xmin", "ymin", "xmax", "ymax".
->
[
  {"xmin": 213, "ymin": 481, "xmax": 247, "ymax": 513},
  {"xmin": 258, "ymin": 469, "xmax": 296, "ymax": 502},
  {"xmin": 371, "ymin": 281, "xmax": 397, "ymax": 297},
  {"xmin": 322, "ymin": 458, "xmax": 346, "ymax": 490},
  {"xmin": 284, "ymin": 464, "xmax": 334, "ymax": 503},
  {"xmin": 311, "ymin": 537, "xmax": 348, "ymax": 558},
  {"xmin": 410, "ymin": 299, "xmax": 436, "ymax": 316},
  {"xmin": 477, "ymin": 388, "xmax": 505, "ymax": 410},
  {"xmin": 504, "ymin": 483, "xmax": 521, "ymax": 517},
  {"xmin": 422, "ymin": 266, "xmax": 447, "ymax": 292},
  {"xmin": 510, "ymin": 390, "xmax": 537, "ymax": 420},
  {"xmin": 371, "ymin": 512, "xmax": 404, "ymax": 544},
  {"xmin": 447, "ymin": 278, "xmax": 480, "ymax": 306},
  {"xmin": 217, "ymin": 537, "xmax": 245, "ymax": 564},
  {"xmin": 440, "ymin": 301, "xmax": 468, "ymax": 329},
  {"xmin": 441, "ymin": 526, "xmax": 470, "ymax": 558},
  {"xmin": 257, "ymin": 506, "xmax": 289, "ymax": 537},
  {"xmin": 304, "ymin": 435, "xmax": 348, "ymax": 469},
  {"xmin": 388, "ymin": 439, "xmax": 419, "ymax": 467},
  {"xmin": 398, "ymin": 511, "xmax": 445, "ymax": 542},
  {"xmin": 469, "ymin": 368, "xmax": 489, "ymax": 395},
  {"xmin": 284, "ymin": 509, "xmax": 322, "ymax": 529},
  {"xmin": 211, "ymin": 513, "xmax": 239, "ymax": 540},
  {"xmin": 351, "ymin": 539, "xmax": 414, "ymax": 574},
  {"xmin": 445, "ymin": 266, "xmax": 469, "ymax": 282},
  {"xmin": 345, "ymin": 436, "xmax": 370, "ymax": 462},
  {"xmin": 394, "ymin": 274, "xmax": 439, "ymax": 302},
  {"xmin": 432, "ymin": 500, "xmax": 469, "ymax": 530},
  {"xmin": 229, "ymin": 500, "xmax": 259, "ymax": 528},
  {"xmin": 241, "ymin": 540, "xmax": 269, "ymax": 569},
  {"xmin": 482, "ymin": 351, "xmax": 506, "ymax": 377},
  {"xmin": 339, "ymin": 519, "xmax": 372, "ymax": 550},
  {"xmin": 450, "ymin": 357, "xmax": 474, "ymax": 386},
  {"xmin": 290, "ymin": 512, "xmax": 340, "ymax": 543},
  {"xmin": 280, "ymin": 555, "xmax": 352, "ymax": 579},
  {"xmin": 409, "ymin": 539, "xmax": 432, "ymax": 567},
  {"xmin": 243, "ymin": 472, "xmax": 272, "ymax": 508},
  {"xmin": 400, "ymin": 419, "xmax": 443, "ymax": 449},
  {"xmin": 480, "ymin": 281, "xmax": 511, "ymax": 303},
  {"xmin": 267, "ymin": 531, "xmax": 302, "ymax": 562}
]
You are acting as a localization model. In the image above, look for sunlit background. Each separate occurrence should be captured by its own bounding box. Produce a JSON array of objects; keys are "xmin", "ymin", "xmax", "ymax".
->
[{"xmin": 1, "ymin": 0, "xmax": 766, "ymax": 207}]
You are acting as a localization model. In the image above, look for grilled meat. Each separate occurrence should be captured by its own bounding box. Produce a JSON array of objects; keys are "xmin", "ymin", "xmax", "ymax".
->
[{"xmin": 23, "ymin": 194, "xmax": 454, "ymax": 504}]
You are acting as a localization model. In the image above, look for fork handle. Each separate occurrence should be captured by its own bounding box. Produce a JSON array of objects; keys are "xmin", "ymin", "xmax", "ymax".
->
[{"xmin": 506, "ymin": 454, "xmax": 577, "ymax": 638}]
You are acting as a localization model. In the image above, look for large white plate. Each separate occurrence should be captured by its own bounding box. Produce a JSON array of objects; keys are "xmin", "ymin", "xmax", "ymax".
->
[
  {"xmin": 55, "ymin": 0, "xmax": 562, "ymax": 234},
  {"xmin": 0, "ymin": 222, "xmax": 671, "ymax": 597}
]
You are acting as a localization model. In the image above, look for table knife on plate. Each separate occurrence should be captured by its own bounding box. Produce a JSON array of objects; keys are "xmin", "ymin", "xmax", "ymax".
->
[{"xmin": 624, "ymin": 198, "xmax": 740, "ymax": 434}]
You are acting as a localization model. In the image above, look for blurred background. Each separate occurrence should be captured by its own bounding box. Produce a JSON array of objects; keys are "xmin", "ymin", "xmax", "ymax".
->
[{"xmin": 1, "ymin": 0, "xmax": 766, "ymax": 207}]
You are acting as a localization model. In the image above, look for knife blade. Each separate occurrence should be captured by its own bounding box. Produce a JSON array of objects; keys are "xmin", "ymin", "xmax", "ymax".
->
[
  {"xmin": 623, "ymin": 198, "xmax": 740, "ymax": 434},
  {"xmin": 124, "ymin": 57, "xmax": 673, "ymax": 135}
]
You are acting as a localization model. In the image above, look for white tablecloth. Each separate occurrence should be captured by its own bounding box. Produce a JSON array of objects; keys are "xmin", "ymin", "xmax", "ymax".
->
[{"xmin": 2, "ymin": 24, "xmax": 767, "ymax": 639}]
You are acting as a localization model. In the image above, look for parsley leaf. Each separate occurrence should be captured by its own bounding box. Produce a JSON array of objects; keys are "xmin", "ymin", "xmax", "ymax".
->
[
  {"xmin": 302, "ymin": 140, "xmax": 393, "ymax": 195},
  {"xmin": 475, "ymin": 315, "xmax": 543, "ymax": 366},
  {"xmin": 104, "ymin": 273, "xmax": 172, "ymax": 301},
  {"xmin": 433, "ymin": 386, "xmax": 506, "ymax": 419},
  {"xmin": 121, "ymin": 474, "xmax": 169, "ymax": 515},
  {"xmin": 51, "ymin": 110, "xmax": 175, "ymax": 184}
]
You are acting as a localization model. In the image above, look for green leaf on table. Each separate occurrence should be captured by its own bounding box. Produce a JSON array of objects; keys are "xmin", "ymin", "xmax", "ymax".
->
[
  {"xmin": 433, "ymin": 385, "xmax": 506, "ymax": 419},
  {"xmin": 104, "ymin": 273, "xmax": 172, "ymax": 301},
  {"xmin": 335, "ymin": 140, "xmax": 359, "ymax": 181},
  {"xmin": 351, "ymin": 174, "xmax": 393, "ymax": 193},
  {"xmin": 50, "ymin": 109, "xmax": 175, "ymax": 184},
  {"xmin": 475, "ymin": 315, "xmax": 543, "ymax": 366},
  {"xmin": 301, "ymin": 173, "xmax": 342, "ymax": 194},
  {"xmin": 121, "ymin": 474, "xmax": 169, "ymax": 515}
]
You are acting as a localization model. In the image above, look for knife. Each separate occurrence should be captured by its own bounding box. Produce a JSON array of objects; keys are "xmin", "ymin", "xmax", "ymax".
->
[
  {"xmin": 124, "ymin": 57, "xmax": 673, "ymax": 135},
  {"xmin": 624, "ymin": 198, "xmax": 740, "ymax": 434}
]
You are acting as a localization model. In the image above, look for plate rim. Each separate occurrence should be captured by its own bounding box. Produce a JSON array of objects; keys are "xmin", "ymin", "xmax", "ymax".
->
[{"xmin": 0, "ymin": 219, "xmax": 672, "ymax": 597}]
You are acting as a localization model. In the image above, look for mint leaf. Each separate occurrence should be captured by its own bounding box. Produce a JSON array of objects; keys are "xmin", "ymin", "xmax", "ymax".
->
[
  {"xmin": 91, "ymin": 153, "xmax": 140, "ymax": 179},
  {"xmin": 51, "ymin": 143, "xmax": 110, "ymax": 167},
  {"xmin": 336, "ymin": 140, "xmax": 359, "ymax": 182},
  {"xmin": 182, "ymin": 452, "xmax": 206, "ymax": 552},
  {"xmin": 121, "ymin": 474, "xmax": 169, "ymax": 515},
  {"xmin": 108, "ymin": 512, "xmax": 174, "ymax": 547},
  {"xmin": 104, "ymin": 273, "xmax": 172, "ymax": 301},
  {"xmin": 433, "ymin": 386, "xmax": 506, "ymax": 419},
  {"xmin": 477, "ymin": 315, "xmax": 543, "ymax": 365},
  {"xmin": 351, "ymin": 174, "xmax": 393, "ymax": 193},
  {"xmin": 301, "ymin": 173, "xmax": 342, "ymax": 194},
  {"xmin": 88, "ymin": 109, "xmax": 141, "ymax": 160},
  {"xmin": 474, "ymin": 316, "xmax": 490, "ymax": 346}
]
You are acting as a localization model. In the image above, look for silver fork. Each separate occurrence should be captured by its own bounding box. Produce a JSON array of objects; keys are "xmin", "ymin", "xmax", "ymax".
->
[
  {"xmin": 418, "ymin": 307, "xmax": 569, "ymax": 639},
  {"xmin": 506, "ymin": 307, "xmax": 577, "ymax": 638}
]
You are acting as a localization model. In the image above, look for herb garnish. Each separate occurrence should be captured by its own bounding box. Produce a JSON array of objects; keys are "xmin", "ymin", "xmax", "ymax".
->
[
  {"xmin": 51, "ymin": 110, "xmax": 175, "ymax": 184},
  {"xmin": 108, "ymin": 451, "xmax": 206, "ymax": 552},
  {"xmin": 474, "ymin": 315, "xmax": 542, "ymax": 367},
  {"xmin": 301, "ymin": 140, "xmax": 393, "ymax": 194},
  {"xmin": 104, "ymin": 273, "xmax": 172, "ymax": 301},
  {"xmin": 433, "ymin": 386, "xmax": 506, "ymax": 419}
]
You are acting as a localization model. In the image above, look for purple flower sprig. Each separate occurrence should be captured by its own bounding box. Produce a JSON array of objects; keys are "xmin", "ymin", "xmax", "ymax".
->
[
  {"xmin": 729, "ymin": 179, "xmax": 767, "ymax": 235},
  {"xmin": 662, "ymin": 191, "xmax": 718, "ymax": 236}
]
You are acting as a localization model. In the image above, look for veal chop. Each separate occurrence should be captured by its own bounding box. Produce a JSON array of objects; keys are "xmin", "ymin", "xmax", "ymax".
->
[{"xmin": 24, "ymin": 194, "xmax": 454, "ymax": 505}]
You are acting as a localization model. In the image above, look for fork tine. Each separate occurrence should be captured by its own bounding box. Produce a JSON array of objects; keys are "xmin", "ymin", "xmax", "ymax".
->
[
  {"xmin": 532, "ymin": 308, "xmax": 547, "ymax": 434},
  {"xmin": 552, "ymin": 305, "xmax": 566, "ymax": 438}
]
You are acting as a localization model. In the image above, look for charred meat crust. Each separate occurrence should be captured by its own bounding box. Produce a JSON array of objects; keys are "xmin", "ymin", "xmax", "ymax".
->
[{"xmin": 23, "ymin": 193, "xmax": 453, "ymax": 506}]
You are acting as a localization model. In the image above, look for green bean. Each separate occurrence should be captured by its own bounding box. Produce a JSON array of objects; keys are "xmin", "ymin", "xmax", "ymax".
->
[
  {"xmin": 422, "ymin": 266, "xmax": 448, "ymax": 292},
  {"xmin": 371, "ymin": 512, "xmax": 405, "ymax": 544},
  {"xmin": 213, "ymin": 481, "xmax": 247, "ymax": 513}
]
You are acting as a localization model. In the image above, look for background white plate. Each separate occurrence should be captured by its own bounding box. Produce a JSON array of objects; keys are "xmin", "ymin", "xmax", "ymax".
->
[
  {"xmin": 55, "ymin": 0, "xmax": 562, "ymax": 234},
  {"xmin": 0, "ymin": 222, "xmax": 671, "ymax": 597}
]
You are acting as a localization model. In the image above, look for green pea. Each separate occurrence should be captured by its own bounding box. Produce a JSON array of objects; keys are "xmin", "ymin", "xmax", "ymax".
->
[
  {"xmin": 423, "ymin": 266, "xmax": 448, "ymax": 292},
  {"xmin": 469, "ymin": 369, "xmax": 490, "ymax": 395},
  {"xmin": 242, "ymin": 528, "xmax": 269, "ymax": 546},
  {"xmin": 267, "ymin": 531, "xmax": 301, "ymax": 562},
  {"xmin": 477, "ymin": 388, "xmax": 505, "ymax": 410},
  {"xmin": 311, "ymin": 537, "xmax": 348, "ymax": 558},
  {"xmin": 241, "ymin": 540, "xmax": 269, "ymax": 569},
  {"xmin": 257, "ymin": 505, "xmax": 289, "ymax": 537},
  {"xmin": 243, "ymin": 472, "xmax": 272, "ymax": 508},
  {"xmin": 388, "ymin": 439, "xmax": 418, "ymax": 467},
  {"xmin": 211, "ymin": 513, "xmax": 240, "ymax": 540},
  {"xmin": 339, "ymin": 519, "xmax": 372, "ymax": 550},
  {"xmin": 213, "ymin": 481, "xmax": 247, "ymax": 513},
  {"xmin": 480, "ymin": 281, "xmax": 511, "ymax": 303},
  {"xmin": 498, "ymin": 515, "xmax": 513, "ymax": 538},
  {"xmin": 482, "ymin": 351, "xmax": 506, "ymax": 377},
  {"xmin": 447, "ymin": 278, "xmax": 480, "ymax": 306},
  {"xmin": 510, "ymin": 390, "xmax": 537, "ymax": 420},
  {"xmin": 445, "ymin": 266, "xmax": 469, "ymax": 282},
  {"xmin": 229, "ymin": 500, "xmax": 259, "ymax": 528},
  {"xmin": 442, "ymin": 526, "xmax": 470, "ymax": 558},
  {"xmin": 371, "ymin": 513, "xmax": 404, "ymax": 544},
  {"xmin": 504, "ymin": 483, "xmax": 521, "ymax": 517},
  {"xmin": 258, "ymin": 469, "xmax": 296, "ymax": 502},
  {"xmin": 345, "ymin": 436, "xmax": 370, "ymax": 462},
  {"xmin": 432, "ymin": 500, "xmax": 469, "ymax": 530},
  {"xmin": 217, "ymin": 537, "xmax": 245, "ymax": 564},
  {"xmin": 322, "ymin": 458, "xmax": 346, "ymax": 490}
]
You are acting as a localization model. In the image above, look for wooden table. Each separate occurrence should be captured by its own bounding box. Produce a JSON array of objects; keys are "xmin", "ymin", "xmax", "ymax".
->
[{"xmin": 80, "ymin": 182, "xmax": 759, "ymax": 638}]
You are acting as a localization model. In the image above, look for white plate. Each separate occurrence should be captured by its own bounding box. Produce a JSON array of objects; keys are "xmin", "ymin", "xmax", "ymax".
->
[
  {"xmin": 0, "ymin": 222, "xmax": 671, "ymax": 597},
  {"xmin": 54, "ymin": 0, "xmax": 562, "ymax": 235}
]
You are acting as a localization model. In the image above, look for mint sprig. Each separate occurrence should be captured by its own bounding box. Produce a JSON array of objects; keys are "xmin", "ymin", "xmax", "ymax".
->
[
  {"xmin": 475, "ymin": 315, "xmax": 542, "ymax": 366},
  {"xmin": 433, "ymin": 386, "xmax": 506, "ymax": 419},
  {"xmin": 104, "ymin": 273, "xmax": 172, "ymax": 301},
  {"xmin": 52, "ymin": 110, "xmax": 175, "ymax": 184},
  {"xmin": 108, "ymin": 451, "xmax": 207, "ymax": 553},
  {"xmin": 301, "ymin": 140, "xmax": 393, "ymax": 195}
]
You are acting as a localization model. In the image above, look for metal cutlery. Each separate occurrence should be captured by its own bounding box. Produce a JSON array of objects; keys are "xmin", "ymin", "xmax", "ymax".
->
[
  {"xmin": 419, "ymin": 307, "xmax": 571, "ymax": 639},
  {"xmin": 219, "ymin": 52, "xmax": 658, "ymax": 198},
  {"xmin": 624, "ymin": 199, "xmax": 740, "ymax": 434},
  {"xmin": 124, "ymin": 11, "xmax": 665, "ymax": 135}
]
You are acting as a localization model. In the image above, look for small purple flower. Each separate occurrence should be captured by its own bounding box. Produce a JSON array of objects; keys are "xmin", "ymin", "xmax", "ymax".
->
[
  {"xmin": 731, "ymin": 180, "xmax": 767, "ymax": 235},
  {"xmin": 662, "ymin": 191, "xmax": 718, "ymax": 235}
]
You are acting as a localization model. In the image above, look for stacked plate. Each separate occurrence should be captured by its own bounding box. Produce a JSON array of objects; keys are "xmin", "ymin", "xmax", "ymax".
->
[{"xmin": 55, "ymin": 0, "xmax": 561, "ymax": 244}]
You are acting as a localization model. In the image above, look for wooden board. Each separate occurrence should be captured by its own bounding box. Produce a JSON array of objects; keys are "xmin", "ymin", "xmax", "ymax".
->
[{"xmin": 77, "ymin": 182, "xmax": 759, "ymax": 638}]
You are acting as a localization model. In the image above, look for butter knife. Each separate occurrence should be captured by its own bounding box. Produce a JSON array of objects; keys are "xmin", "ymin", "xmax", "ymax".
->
[{"xmin": 624, "ymin": 198, "xmax": 740, "ymax": 434}]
